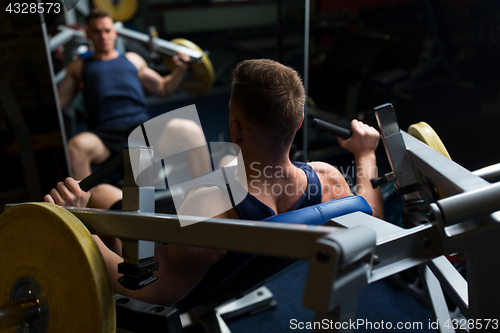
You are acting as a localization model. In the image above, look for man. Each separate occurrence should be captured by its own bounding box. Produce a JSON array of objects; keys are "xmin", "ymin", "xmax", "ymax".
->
[
  {"xmin": 45, "ymin": 59, "xmax": 383, "ymax": 306},
  {"xmin": 58, "ymin": 9, "xmax": 210, "ymax": 192},
  {"xmin": 178, "ymin": 59, "xmax": 383, "ymax": 221}
]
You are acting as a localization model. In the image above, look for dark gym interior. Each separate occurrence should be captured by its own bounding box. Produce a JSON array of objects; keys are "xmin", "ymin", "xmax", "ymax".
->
[{"xmin": 1, "ymin": 0, "xmax": 499, "ymax": 332}]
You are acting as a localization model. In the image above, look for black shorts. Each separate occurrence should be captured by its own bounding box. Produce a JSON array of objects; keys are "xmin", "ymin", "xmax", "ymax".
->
[{"xmin": 89, "ymin": 126, "xmax": 137, "ymax": 158}]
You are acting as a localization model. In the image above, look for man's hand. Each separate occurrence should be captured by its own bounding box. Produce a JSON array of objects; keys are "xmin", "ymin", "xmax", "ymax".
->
[
  {"xmin": 338, "ymin": 119, "xmax": 380, "ymax": 157},
  {"xmin": 44, "ymin": 177, "xmax": 90, "ymax": 208},
  {"xmin": 172, "ymin": 52, "xmax": 190, "ymax": 72},
  {"xmin": 337, "ymin": 120, "xmax": 384, "ymax": 219}
]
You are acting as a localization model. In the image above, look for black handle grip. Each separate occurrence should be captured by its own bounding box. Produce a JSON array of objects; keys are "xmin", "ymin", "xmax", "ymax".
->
[
  {"xmin": 79, "ymin": 151, "xmax": 125, "ymax": 192},
  {"xmin": 311, "ymin": 118, "xmax": 352, "ymax": 139},
  {"xmin": 370, "ymin": 176, "xmax": 387, "ymax": 189}
]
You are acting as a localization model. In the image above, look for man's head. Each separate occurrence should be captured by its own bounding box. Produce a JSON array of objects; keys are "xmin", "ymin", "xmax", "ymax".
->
[
  {"xmin": 230, "ymin": 59, "xmax": 305, "ymax": 145},
  {"xmin": 86, "ymin": 9, "xmax": 116, "ymax": 54}
]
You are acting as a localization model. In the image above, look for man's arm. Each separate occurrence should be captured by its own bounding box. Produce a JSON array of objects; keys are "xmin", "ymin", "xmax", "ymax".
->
[
  {"xmin": 352, "ymin": 151, "xmax": 383, "ymax": 219},
  {"xmin": 57, "ymin": 60, "xmax": 82, "ymax": 109},
  {"xmin": 112, "ymin": 187, "xmax": 231, "ymax": 305},
  {"xmin": 309, "ymin": 161, "xmax": 353, "ymax": 202},
  {"xmin": 338, "ymin": 119, "xmax": 384, "ymax": 219},
  {"xmin": 126, "ymin": 52, "xmax": 189, "ymax": 98},
  {"xmin": 44, "ymin": 180, "xmax": 229, "ymax": 306}
]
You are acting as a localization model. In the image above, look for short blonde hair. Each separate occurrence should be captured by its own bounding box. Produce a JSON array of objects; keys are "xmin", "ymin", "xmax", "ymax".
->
[{"xmin": 86, "ymin": 8, "xmax": 112, "ymax": 24}]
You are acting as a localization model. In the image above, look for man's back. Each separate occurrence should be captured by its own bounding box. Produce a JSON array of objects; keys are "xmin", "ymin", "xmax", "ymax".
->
[{"xmin": 235, "ymin": 161, "xmax": 323, "ymax": 220}]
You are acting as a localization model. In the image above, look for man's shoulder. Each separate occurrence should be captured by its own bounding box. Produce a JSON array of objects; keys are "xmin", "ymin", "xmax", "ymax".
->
[
  {"xmin": 125, "ymin": 52, "xmax": 146, "ymax": 69},
  {"xmin": 308, "ymin": 161, "xmax": 346, "ymax": 185},
  {"xmin": 180, "ymin": 185, "xmax": 236, "ymax": 218},
  {"xmin": 185, "ymin": 185, "xmax": 231, "ymax": 207},
  {"xmin": 307, "ymin": 161, "xmax": 352, "ymax": 201},
  {"xmin": 187, "ymin": 185, "xmax": 224, "ymax": 199},
  {"xmin": 308, "ymin": 161, "xmax": 340, "ymax": 177}
]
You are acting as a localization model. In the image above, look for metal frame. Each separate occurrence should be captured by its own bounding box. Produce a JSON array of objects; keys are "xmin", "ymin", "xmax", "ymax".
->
[
  {"xmin": 4, "ymin": 120, "xmax": 497, "ymax": 331},
  {"xmin": 472, "ymin": 162, "xmax": 500, "ymax": 182},
  {"xmin": 1, "ymin": 101, "xmax": 489, "ymax": 331},
  {"xmin": 64, "ymin": 205, "xmax": 378, "ymax": 330},
  {"xmin": 53, "ymin": 114, "xmax": 500, "ymax": 332},
  {"xmin": 302, "ymin": 0, "xmax": 310, "ymax": 163},
  {"xmin": 49, "ymin": 26, "xmax": 86, "ymax": 52},
  {"xmin": 375, "ymin": 106, "xmax": 500, "ymax": 331}
]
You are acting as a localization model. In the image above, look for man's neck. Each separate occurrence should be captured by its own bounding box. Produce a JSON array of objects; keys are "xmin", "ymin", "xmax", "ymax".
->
[
  {"xmin": 237, "ymin": 151, "xmax": 298, "ymax": 183},
  {"xmin": 92, "ymin": 49, "xmax": 119, "ymax": 60}
]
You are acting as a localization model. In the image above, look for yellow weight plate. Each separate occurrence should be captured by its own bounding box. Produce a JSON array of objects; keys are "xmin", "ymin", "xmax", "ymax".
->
[
  {"xmin": 164, "ymin": 39, "xmax": 215, "ymax": 95},
  {"xmin": 93, "ymin": 0, "xmax": 138, "ymax": 22},
  {"xmin": 0, "ymin": 203, "xmax": 115, "ymax": 332},
  {"xmin": 408, "ymin": 122, "xmax": 451, "ymax": 198},
  {"xmin": 408, "ymin": 122, "xmax": 451, "ymax": 159}
]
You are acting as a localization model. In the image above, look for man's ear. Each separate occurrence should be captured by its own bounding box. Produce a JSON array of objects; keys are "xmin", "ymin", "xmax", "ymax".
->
[
  {"xmin": 230, "ymin": 118, "xmax": 243, "ymax": 145},
  {"xmin": 297, "ymin": 113, "xmax": 305, "ymax": 130},
  {"xmin": 111, "ymin": 26, "xmax": 118, "ymax": 40}
]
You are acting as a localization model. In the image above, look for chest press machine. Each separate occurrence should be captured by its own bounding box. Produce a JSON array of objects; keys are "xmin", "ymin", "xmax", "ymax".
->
[{"xmin": 1, "ymin": 103, "xmax": 500, "ymax": 333}]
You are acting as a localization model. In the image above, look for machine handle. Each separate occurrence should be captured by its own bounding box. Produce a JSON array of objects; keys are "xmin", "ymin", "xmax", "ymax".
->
[
  {"xmin": 79, "ymin": 151, "xmax": 125, "ymax": 192},
  {"xmin": 311, "ymin": 118, "xmax": 352, "ymax": 139}
]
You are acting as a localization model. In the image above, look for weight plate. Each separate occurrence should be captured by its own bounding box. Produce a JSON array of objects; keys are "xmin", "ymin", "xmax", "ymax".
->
[
  {"xmin": 93, "ymin": 0, "xmax": 138, "ymax": 22},
  {"xmin": 0, "ymin": 203, "xmax": 115, "ymax": 332},
  {"xmin": 408, "ymin": 122, "xmax": 451, "ymax": 198},
  {"xmin": 164, "ymin": 38, "xmax": 215, "ymax": 95}
]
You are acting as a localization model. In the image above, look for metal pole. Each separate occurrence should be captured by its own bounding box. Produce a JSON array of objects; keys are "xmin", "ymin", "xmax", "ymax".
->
[
  {"xmin": 436, "ymin": 181, "xmax": 500, "ymax": 226},
  {"xmin": 0, "ymin": 300, "xmax": 40, "ymax": 329},
  {"xmin": 41, "ymin": 12, "xmax": 73, "ymax": 178},
  {"xmin": 303, "ymin": 0, "xmax": 310, "ymax": 163},
  {"xmin": 64, "ymin": 5, "xmax": 77, "ymax": 25},
  {"xmin": 276, "ymin": 0, "xmax": 283, "ymax": 63},
  {"xmin": 473, "ymin": 162, "xmax": 500, "ymax": 182},
  {"xmin": 122, "ymin": 147, "xmax": 156, "ymax": 263}
]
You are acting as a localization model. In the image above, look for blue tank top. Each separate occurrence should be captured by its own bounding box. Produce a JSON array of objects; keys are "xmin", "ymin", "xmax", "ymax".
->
[
  {"xmin": 233, "ymin": 161, "xmax": 322, "ymax": 220},
  {"xmin": 185, "ymin": 161, "xmax": 323, "ymax": 220},
  {"xmin": 82, "ymin": 52, "xmax": 150, "ymax": 130}
]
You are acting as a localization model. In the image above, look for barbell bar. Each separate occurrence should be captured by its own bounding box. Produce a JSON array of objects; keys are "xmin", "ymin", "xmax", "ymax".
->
[{"xmin": 113, "ymin": 22, "xmax": 203, "ymax": 60}]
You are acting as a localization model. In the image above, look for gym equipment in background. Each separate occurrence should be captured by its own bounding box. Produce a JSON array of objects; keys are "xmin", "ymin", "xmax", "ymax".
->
[
  {"xmin": 93, "ymin": 0, "xmax": 139, "ymax": 22},
  {"xmin": 164, "ymin": 38, "xmax": 215, "ymax": 96},
  {"xmin": 113, "ymin": 22, "xmax": 215, "ymax": 95},
  {"xmin": 408, "ymin": 121, "xmax": 451, "ymax": 199}
]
